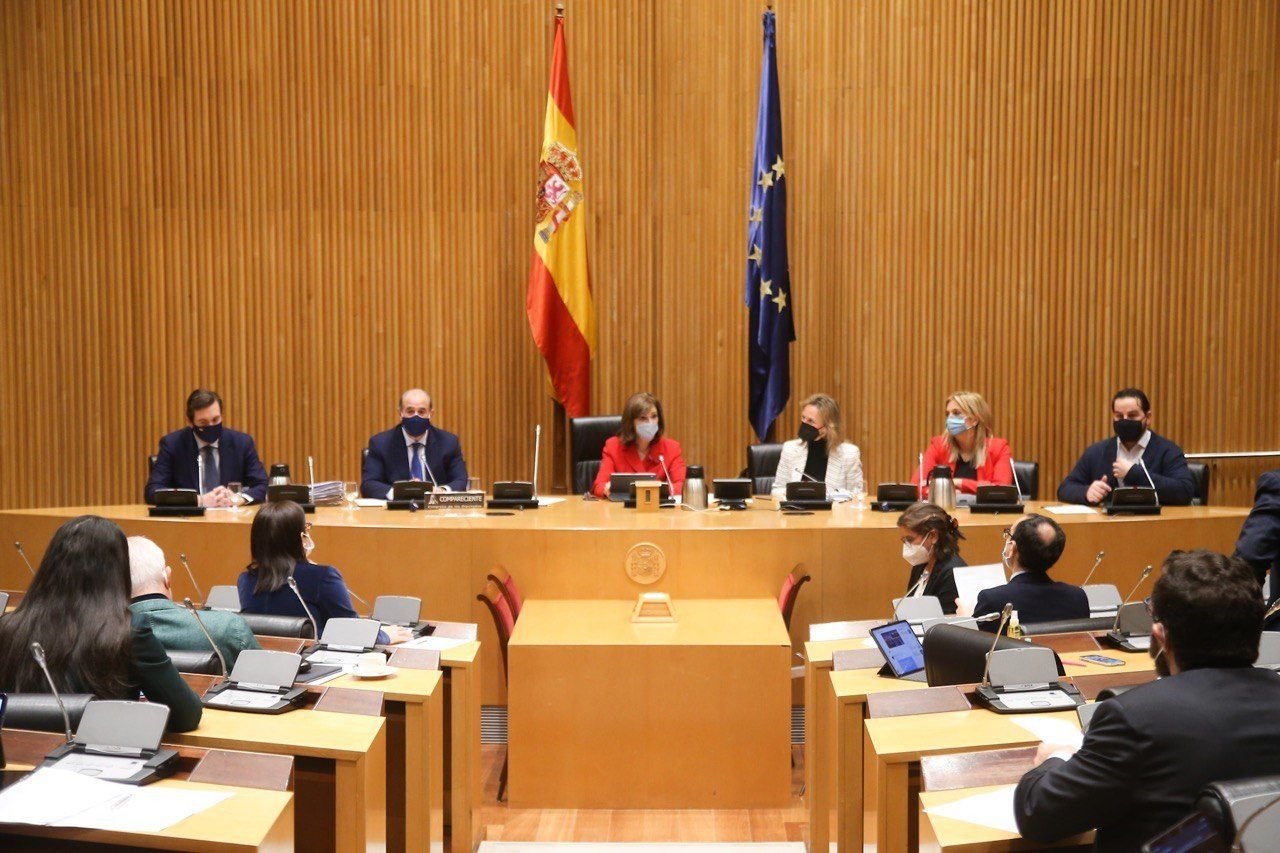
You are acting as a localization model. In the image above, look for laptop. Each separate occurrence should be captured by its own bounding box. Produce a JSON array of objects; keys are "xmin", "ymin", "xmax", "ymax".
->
[{"xmin": 869, "ymin": 620, "xmax": 928, "ymax": 682}]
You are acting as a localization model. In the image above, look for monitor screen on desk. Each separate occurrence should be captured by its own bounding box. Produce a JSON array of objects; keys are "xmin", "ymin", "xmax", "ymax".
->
[{"xmin": 870, "ymin": 620, "xmax": 926, "ymax": 678}]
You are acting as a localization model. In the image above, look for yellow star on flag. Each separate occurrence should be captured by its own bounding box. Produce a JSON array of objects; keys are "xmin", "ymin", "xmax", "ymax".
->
[
  {"xmin": 772, "ymin": 290, "xmax": 788, "ymax": 312},
  {"xmin": 760, "ymin": 278, "xmax": 773, "ymax": 298},
  {"xmin": 771, "ymin": 156, "xmax": 785, "ymax": 179},
  {"xmin": 747, "ymin": 244, "xmax": 762, "ymax": 264},
  {"xmin": 749, "ymin": 206, "xmax": 763, "ymax": 223},
  {"xmin": 757, "ymin": 168, "xmax": 774, "ymax": 190}
]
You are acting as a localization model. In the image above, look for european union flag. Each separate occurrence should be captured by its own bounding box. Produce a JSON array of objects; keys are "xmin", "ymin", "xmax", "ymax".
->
[{"xmin": 744, "ymin": 10, "xmax": 794, "ymax": 442}]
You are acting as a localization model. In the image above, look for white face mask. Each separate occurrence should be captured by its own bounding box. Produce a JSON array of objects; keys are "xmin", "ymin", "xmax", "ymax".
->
[
  {"xmin": 901, "ymin": 538, "xmax": 931, "ymax": 566},
  {"xmin": 301, "ymin": 532, "xmax": 315, "ymax": 558},
  {"xmin": 1001, "ymin": 540, "xmax": 1014, "ymax": 569}
]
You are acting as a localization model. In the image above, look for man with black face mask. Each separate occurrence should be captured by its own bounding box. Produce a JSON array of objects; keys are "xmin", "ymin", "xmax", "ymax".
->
[
  {"xmin": 1056, "ymin": 387, "xmax": 1196, "ymax": 506},
  {"xmin": 361, "ymin": 388, "xmax": 469, "ymax": 498},
  {"xmin": 144, "ymin": 388, "xmax": 269, "ymax": 506}
]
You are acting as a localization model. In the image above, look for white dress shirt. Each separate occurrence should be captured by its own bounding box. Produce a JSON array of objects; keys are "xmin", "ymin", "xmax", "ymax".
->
[{"xmin": 1116, "ymin": 429, "xmax": 1152, "ymax": 467}]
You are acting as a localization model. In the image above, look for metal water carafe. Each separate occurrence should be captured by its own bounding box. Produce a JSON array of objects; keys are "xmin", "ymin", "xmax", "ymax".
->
[
  {"xmin": 927, "ymin": 465, "xmax": 956, "ymax": 512},
  {"xmin": 269, "ymin": 463, "xmax": 291, "ymax": 487},
  {"xmin": 684, "ymin": 465, "xmax": 708, "ymax": 510}
]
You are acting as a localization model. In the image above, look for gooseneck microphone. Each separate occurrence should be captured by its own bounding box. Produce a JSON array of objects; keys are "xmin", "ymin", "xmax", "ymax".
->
[
  {"xmin": 197, "ymin": 451, "xmax": 207, "ymax": 500},
  {"xmin": 658, "ymin": 454, "xmax": 674, "ymax": 489},
  {"xmin": 892, "ymin": 574, "xmax": 929, "ymax": 619},
  {"xmin": 307, "ymin": 455, "xmax": 316, "ymax": 488},
  {"xmin": 178, "ymin": 553, "xmax": 205, "ymax": 603},
  {"xmin": 1008, "ymin": 455, "xmax": 1025, "ymax": 501},
  {"xmin": 14, "ymin": 541, "xmax": 35, "ymax": 576},
  {"xmin": 31, "ymin": 641, "xmax": 73, "ymax": 744},
  {"xmin": 183, "ymin": 597, "xmax": 228, "ymax": 682},
  {"xmin": 532, "ymin": 424, "xmax": 542, "ymax": 499},
  {"xmin": 980, "ymin": 603, "xmax": 1015, "ymax": 686},
  {"xmin": 1112, "ymin": 564, "xmax": 1155, "ymax": 632},
  {"xmin": 1138, "ymin": 459, "xmax": 1161, "ymax": 506},
  {"xmin": 1264, "ymin": 597, "xmax": 1280, "ymax": 624},
  {"xmin": 286, "ymin": 576, "xmax": 320, "ymax": 640},
  {"xmin": 918, "ymin": 453, "xmax": 926, "ymax": 499},
  {"xmin": 1080, "ymin": 551, "xmax": 1106, "ymax": 587},
  {"xmin": 794, "ymin": 468, "xmax": 822, "ymax": 484}
]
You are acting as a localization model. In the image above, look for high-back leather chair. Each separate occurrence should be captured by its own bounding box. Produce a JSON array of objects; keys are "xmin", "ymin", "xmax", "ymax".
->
[
  {"xmin": 167, "ymin": 649, "xmax": 223, "ymax": 675},
  {"xmin": 1187, "ymin": 461, "xmax": 1211, "ymax": 506},
  {"xmin": 745, "ymin": 443, "xmax": 785, "ymax": 495},
  {"xmin": 569, "ymin": 415, "xmax": 621, "ymax": 494},
  {"xmin": 922, "ymin": 623, "xmax": 1063, "ymax": 686},
  {"xmin": 238, "ymin": 613, "xmax": 315, "ymax": 639},
  {"xmin": 1012, "ymin": 460, "xmax": 1040, "ymax": 501},
  {"xmin": 4, "ymin": 693, "xmax": 94, "ymax": 733}
]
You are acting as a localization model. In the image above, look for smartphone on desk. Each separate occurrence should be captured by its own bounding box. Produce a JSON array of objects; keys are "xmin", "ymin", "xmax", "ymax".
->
[{"xmin": 1080, "ymin": 653, "xmax": 1126, "ymax": 667}]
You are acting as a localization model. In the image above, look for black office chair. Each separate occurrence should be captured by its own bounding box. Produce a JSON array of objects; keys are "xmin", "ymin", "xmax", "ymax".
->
[
  {"xmin": 167, "ymin": 650, "xmax": 223, "ymax": 675},
  {"xmin": 1012, "ymin": 460, "xmax": 1040, "ymax": 501},
  {"xmin": 1187, "ymin": 461, "xmax": 1211, "ymax": 506},
  {"xmin": 569, "ymin": 415, "xmax": 621, "ymax": 494},
  {"xmin": 3, "ymin": 693, "xmax": 94, "ymax": 733},
  {"xmin": 922, "ymin": 623, "xmax": 1064, "ymax": 686},
  {"xmin": 238, "ymin": 613, "xmax": 315, "ymax": 639},
  {"xmin": 745, "ymin": 443, "xmax": 785, "ymax": 496},
  {"xmin": 1019, "ymin": 616, "xmax": 1115, "ymax": 635}
]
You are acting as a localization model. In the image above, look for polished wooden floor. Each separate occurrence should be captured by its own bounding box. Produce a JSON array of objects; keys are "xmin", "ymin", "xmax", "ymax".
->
[{"xmin": 476, "ymin": 745, "xmax": 809, "ymax": 843}]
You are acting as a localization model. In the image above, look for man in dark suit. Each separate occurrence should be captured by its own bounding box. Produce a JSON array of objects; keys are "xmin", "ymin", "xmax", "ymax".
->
[
  {"xmin": 144, "ymin": 388, "xmax": 268, "ymax": 506},
  {"xmin": 1014, "ymin": 550, "xmax": 1280, "ymax": 851},
  {"xmin": 1057, "ymin": 387, "xmax": 1196, "ymax": 505},
  {"xmin": 361, "ymin": 388, "xmax": 469, "ymax": 497},
  {"xmin": 974, "ymin": 514, "xmax": 1088, "ymax": 630},
  {"xmin": 1234, "ymin": 468, "xmax": 1280, "ymax": 610}
]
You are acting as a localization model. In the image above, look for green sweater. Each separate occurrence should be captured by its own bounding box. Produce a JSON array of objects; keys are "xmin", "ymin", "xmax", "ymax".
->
[{"xmin": 129, "ymin": 596, "xmax": 262, "ymax": 672}]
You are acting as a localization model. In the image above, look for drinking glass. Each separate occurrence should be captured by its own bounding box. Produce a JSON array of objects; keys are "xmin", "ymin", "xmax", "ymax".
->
[{"xmin": 345, "ymin": 481, "xmax": 360, "ymax": 509}]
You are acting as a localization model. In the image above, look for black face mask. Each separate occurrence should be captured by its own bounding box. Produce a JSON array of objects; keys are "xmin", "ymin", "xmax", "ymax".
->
[
  {"xmin": 193, "ymin": 423, "xmax": 223, "ymax": 444},
  {"xmin": 798, "ymin": 422, "xmax": 821, "ymax": 443},
  {"xmin": 1113, "ymin": 418, "xmax": 1145, "ymax": 443}
]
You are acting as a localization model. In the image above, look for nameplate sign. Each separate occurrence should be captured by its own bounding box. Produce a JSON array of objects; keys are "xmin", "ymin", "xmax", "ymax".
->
[{"xmin": 425, "ymin": 491, "xmax": 486, "ymax": 509}]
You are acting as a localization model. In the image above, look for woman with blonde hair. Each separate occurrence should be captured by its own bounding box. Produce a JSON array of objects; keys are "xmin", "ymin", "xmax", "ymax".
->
[
  {"xmin": 770, "ymin": 393, "xmax": 864, "ymax": 500},
  {"xmin": 910, "ymin": 391, "xmax": 1014, "ymax": 494}
]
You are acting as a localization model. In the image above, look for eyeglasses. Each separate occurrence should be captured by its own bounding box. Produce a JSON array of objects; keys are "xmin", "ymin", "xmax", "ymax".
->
[
  {"xmin": 304, "ymin": 522, "xmax": 313, "ymax": 532},
  {"xmin": 1001, "ymin": 528, "xmax": 1012, "ymax": 541},
  {"xmin": 1143, "ymin": 595, "xmax": 1158, "ymax": 622}
]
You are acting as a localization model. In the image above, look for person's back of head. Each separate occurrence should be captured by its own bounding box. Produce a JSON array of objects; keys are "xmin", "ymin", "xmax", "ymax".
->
[
  {"xmin": 1011, "ymin": 513, "xmax": 1066, "ymax": 574},
  {"xmin": 249, "ymin": 500, "xmax": 308, "ymax": 595},
  {"xmin": 0, "ymin": 515, "xmax": 134, "ymax": 697},
  {"xmin": 1151, "ymin": 549, "xmax": 1264, "ymax": 671},
  {"xmin": 127, "ymin": 536, "xmax": 171, "ymax": 599}
]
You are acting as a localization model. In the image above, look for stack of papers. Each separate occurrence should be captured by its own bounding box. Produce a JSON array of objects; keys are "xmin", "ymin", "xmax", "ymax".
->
[
  {"xmin": 0, "ymin": 767, "xmax": 231, "ymax": 833},
  {"xmin": 309, "ymin": 481, "xmax": 345, "ymax": 506}
]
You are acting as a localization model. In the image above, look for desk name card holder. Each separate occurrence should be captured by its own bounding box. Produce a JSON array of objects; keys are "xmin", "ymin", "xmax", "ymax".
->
[
  {"xmin": 634, "ymin": 480, "xmax": 664, "ymax": 513},
  {"xmin": 41, "ymin": 700, "xmax": 180, "ymax": 784},
  {"xmin": 388, "ymin": 481, "xmax": 486, "ymax": 510},
  {"xmin": 974, "ymin": 646, "xmax": 1085, "ymax": 714},
  {"xmin": 631, "ymin": 592, "xmax": 676, "ymax": 623},
  {"xmin": 148, "ymin": 488, "xmax": 206, "ymax": 518},
  {"xmin": 267, "ymin": 483, "xmax": 315, "ymax": 513},
  {"xmin": 202, "ymin": 650, "xmax": 308, "ymax": 715}
]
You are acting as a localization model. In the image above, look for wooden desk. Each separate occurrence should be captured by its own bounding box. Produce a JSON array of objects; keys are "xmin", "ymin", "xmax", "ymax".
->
[
  {"xmin": 166, "ymin": 707, "xmax": 386, "ymax": 853},
  {"xmin": 507, "ymin": 598, "xmax": 791, "ymax": 809},
  {"xmin": 0, "ymin": 501, "xmax": 1246, "ymax": 704},
  {"xmin": 919, "ymin": 784, "xmax": 1092, "ymax": 852}
]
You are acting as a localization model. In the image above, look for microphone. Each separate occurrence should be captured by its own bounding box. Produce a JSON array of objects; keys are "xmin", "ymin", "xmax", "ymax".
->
[
  {"xmin": 532, "ymin": 424, "xmax": 542, "ymax": 498},
  {"xmin": 307, "ymin": 455, "xmax": 316, "ymax": 488},
  {"xmin": 893, "ymin": 573, "xmax": 930, "ymax": 618},
  {"xmin": 182, "ymin": 597, "xmax": 228, "ymax": 682},
  {"xmin": 197, "ymin": 451, "xmax": 207, "ymax": 500},
  {"xmin": 13, "ymin": 541, "xmax": 35, "ymax": 576},
  {"xmin": 1263, "ymin": 597, "xmax": 1280, "ymax": 624},
  {"xmin": 1112, "ymin": 564, "xmax": 1155, "ymax": 632},
  {"xmin": 286, "ymin": 576, "xmax": 320, "ymax": 640},
  {"xmin": 658, "ymin": 454, "xmax": 673, "ymax": 489},
  {"xmin": 1080, "ymin": 551, "xmax": 1106, "ymax": 587},
  {"xmin": 794, "ymin": 468, "xmax": 822, "ymax": 484},
  {"xmin": 980, "ymin": 603, "xmax": 1015, "ymax": 686},
  {"xmin": 918, "ymin": 452, "xmax": 926, "ymax": 499},
  {"xmin": 422, "ymin": 455, "xmax": 440, "ymax": 490},
  {"xmin": 178, "ymin": 553, "xmax": 205, "ymax": 603},
  {"xmin": 1008, "ymin": 455, "xmax": 1024, "ymax": 501},
  {"xmin": 347, "ymin": 588, "xmax": 370, "ymax": 613},
  {"xmin": 30, "ymin": 642, "xmax": 73, "ymax": 744},
  {"xmin": 1137, "ymin": 459, "xmax": 1161, "ymax": 506}
]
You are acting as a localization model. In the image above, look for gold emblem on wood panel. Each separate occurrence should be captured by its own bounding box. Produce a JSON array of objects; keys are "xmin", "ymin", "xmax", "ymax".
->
[{"xmin": 624, "ymin": 542, "xmax": 667, "ymax": 585}]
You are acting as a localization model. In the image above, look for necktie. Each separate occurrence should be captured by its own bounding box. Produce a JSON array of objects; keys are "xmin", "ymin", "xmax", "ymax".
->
[
  {"xmin": 410, "ymin": 443, "xmax": 424, "ymax": 481},
  {"xmin": 201, "ymin": 446, "xmax": 219, "ymax": 494}
]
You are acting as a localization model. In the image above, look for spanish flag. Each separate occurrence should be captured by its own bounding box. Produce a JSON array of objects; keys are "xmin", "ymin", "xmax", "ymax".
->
[{"xmin": 526, "ymin": 7, "xmax": 595, "ymax": 418}]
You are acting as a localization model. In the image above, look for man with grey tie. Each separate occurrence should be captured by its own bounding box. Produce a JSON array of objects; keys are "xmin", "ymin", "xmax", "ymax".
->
[{"xmin": 144, "ymin": 388, "xmax": 269, "ymax": 506}]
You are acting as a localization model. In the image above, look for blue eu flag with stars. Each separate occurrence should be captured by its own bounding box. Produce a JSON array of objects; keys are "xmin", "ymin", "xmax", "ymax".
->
[{"xmin": 744, "ymin": 10, "xmax": 794, "ymax": 442}]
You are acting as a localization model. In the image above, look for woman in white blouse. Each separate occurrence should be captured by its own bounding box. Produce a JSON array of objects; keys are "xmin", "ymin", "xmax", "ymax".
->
[{"xmin": 770, "ymin": 393, "xmax": 865, "ymax": 500}]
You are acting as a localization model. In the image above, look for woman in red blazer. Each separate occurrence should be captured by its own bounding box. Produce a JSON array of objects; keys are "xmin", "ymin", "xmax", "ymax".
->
[
  {"xmin": 592, "ymin": 392, "xmax": 687, "ymax": 498},
  {"xmin": 910, "ymin": 391, "xmax": 1014, "ymax": 495}
]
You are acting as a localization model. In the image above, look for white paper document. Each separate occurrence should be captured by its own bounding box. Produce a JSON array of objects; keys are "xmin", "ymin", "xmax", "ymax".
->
[
  {"xmin": 925, "ymin": 784, "xmax": 1021, "ymax": 835},
  {"xmin": 305, "ymin": 650, "xmax": 364, "ymax": 667},
  {"xmin": 205, "ymin": 688, "xmax": 287, "ymax": 710},
  {"xmin": 51, "ymin": 752, "xmax": 148, "ymax": 782},
  {"xmin": 354, "ymin": 498, "xmax": 387, "ymax": 508},
  {"xmin": 64, "ymin": 786, "xmax": 232, "ymax": 833},
  {"xmin": 1010, "ymin": 715, "xmax": 1083, "ymax": 748},
  {"xmin": 400, "ymin": 635, "xmax": 471, "ymax": 652},
  {"xmin": 1044, "ymin": 504, "xmax": 1099, "ymax": 516},
  {"xmin": 996, "ymin": 690, "xmax": 1079, "ymax": 712},
  {"xmin": 953, "ymin": 563, "xmax": 1008, "ymax": 615},
  {"xmin": 536, "ymin": 496, "xmax": 567, "ymax": 507}
]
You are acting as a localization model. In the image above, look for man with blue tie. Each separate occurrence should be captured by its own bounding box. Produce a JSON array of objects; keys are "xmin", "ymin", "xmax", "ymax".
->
[
  {"xmin": 144, "ymin": 388, "xmax": 269, "ymax": 506},
  {"xmin": 361, "ymin": 388, "xmax": 469, "ymax": 498}
]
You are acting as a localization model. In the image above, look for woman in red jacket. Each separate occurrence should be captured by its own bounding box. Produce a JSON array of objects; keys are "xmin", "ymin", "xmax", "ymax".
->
[
  {"xmin": 592, "ymin": 392, "xmax": 686, "ymax": 498},
  {"xmin": 910, "ymin": 390, "xmax": 1014, "ymax": 495}
]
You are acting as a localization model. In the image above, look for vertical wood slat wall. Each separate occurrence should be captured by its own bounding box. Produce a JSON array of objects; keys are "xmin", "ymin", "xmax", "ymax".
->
[{"xmin": 0, "ymin": 0, "xmax": 1277, "ymax": 512}]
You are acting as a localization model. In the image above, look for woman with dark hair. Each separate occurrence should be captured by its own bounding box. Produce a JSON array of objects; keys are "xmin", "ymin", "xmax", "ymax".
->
[
  {"xmin": 897, "ymin": 502, "xmax": 967, "ymax": 614},
  {"xmin": 237, "ymin": 501, "xmax": 412, "ymax": 643},
  {"xmin": 591, "ymin": 392, "xmax": 687, "ymax": 498},
  {"xmin": 0, "ymin": 515, "xmax": 203, "ymax": 732}
]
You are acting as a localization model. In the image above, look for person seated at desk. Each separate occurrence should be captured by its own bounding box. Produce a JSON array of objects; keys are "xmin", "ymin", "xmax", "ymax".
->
[
  {"xmin": 770, "ymin": 393, "xmax": 864, "ymax": 500},
  {"xmin": 591, "ymin": 392, "xmax": 686, "ymax": 498},
  {"xmin": 1014, "ymin": 550, "xmax": 1280, "ymax": 851},
  {"xmin": 127, "ymin": 536, "xmax": 261, "ymax": 666},
  {"xmin": 910, "ymin": 391, "xmax": 1013, "ymax": 495},
  {"xmin": 145, "ymin": 387, "xmax": 269, "ymax": 507},
  {"xmin": 236, "ymin": 501, "xmax": 412, "ymax": 644},
  {"xmin": 0, "ymin": 516, "xmax": 203, "ymax": 732},
  {"xmin": 362, "ymin": 387, "xmax": 469, "ymax": 498},
  {"xmin": 897, "ymin": 502, "xmax": 966, "ymax": 614},
  {"xmin": 1057, "ymin": 387, "xmax": 1196, "ymax": 506},
  {"xmin": 1233, "ymin": 467, "xmax": 1280, "ymax": 612},
  {"xmin": 972, "ymin": 514, "xmax": 1087, "ymax": 630}
]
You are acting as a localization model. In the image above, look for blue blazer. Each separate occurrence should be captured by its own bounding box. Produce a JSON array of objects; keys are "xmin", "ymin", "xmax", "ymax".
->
[
  {"xmin": 145, "ymin": 427, "xmax": 269, "ymax": 503},
  {"xmin": 361, "ymin": 424, "xmax": 469, "ymax": 497},
  {"xmin": 1056, "ymin": 431, "xmax": 1196, "ymax": 506},
  {"xmin": 975, "ymin": 571, "xmax": 1090, "ymax": 630},
  {"xmin": 237, "ymin": 561, "xmax": 369, "ymax": 639},
  {"xmin": 1235, "ymin": 469, "xmax": 1280, "ymax": 605}
]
